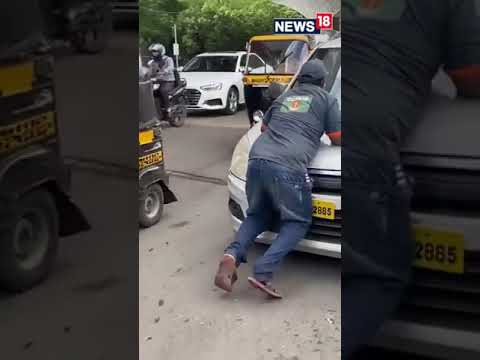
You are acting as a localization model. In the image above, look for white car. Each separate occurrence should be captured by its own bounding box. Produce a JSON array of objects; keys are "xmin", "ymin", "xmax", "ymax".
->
[
  {"xmin": 228, "ymin": 37, "xmax": 480, "ymax": 358},
  {"xmin": 228, "ymin": 37, "xmax": 342, "ymax": 257},
  {"xmin": 179, "ymin": 52, "xmax": 248, "ymax": 114}
]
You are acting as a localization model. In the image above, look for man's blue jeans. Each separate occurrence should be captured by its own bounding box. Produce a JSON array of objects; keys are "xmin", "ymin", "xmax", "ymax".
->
[
  {"xmin": 225, "ymin": 159, "xmax": 312, "ymax": 282},
  {"xmin": 341, "ymin": 148, "xmax": 414, "ymax": 359}
]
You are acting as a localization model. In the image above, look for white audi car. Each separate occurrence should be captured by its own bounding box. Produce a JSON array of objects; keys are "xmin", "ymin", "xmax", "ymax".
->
[
  {"xmin": 179, "ymin": 52, "xmax": 248, "ymax": 114},
  {"xmin": 228, "ymin": 36, "xmax": 480, "ymax": 358}
]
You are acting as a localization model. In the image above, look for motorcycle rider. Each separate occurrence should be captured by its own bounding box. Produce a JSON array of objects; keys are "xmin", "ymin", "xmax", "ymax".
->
[{"xmin": 148, "ymin": 43, "xmax": 176, "ymax": 120}]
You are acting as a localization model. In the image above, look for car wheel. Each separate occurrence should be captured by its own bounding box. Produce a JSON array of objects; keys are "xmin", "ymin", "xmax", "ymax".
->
[
  {"xmin": 223, "ymin": 87, "xmax": 239, "ymax": 115},
  {"xmin": 0, "ymin": 190, "xmax": 59, "ymax": 293},
  {"xmin": 139, "ymin": 184, "xmax": 164, "ymax": 228}
]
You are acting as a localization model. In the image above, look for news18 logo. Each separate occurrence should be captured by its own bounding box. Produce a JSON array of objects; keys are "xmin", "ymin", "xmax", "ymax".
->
[{"xmin": 274, "ymin": 13, "xmax": 333, "ymax": 34}]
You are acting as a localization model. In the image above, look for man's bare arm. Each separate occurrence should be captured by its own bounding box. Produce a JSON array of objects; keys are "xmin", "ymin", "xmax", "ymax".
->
[
  {"xmin": 327, "ymin": 131, "xmax": 342, "ymax": 146},
  {"xmin": 447, "ymin": 65, "xmax": 480, "ymax": 98}
]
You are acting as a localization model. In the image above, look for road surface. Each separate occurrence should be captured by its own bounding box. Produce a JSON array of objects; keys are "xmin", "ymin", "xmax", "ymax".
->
[{"xmin": 139, "ymin": 110, "xmax": 341, "ymax": 360}]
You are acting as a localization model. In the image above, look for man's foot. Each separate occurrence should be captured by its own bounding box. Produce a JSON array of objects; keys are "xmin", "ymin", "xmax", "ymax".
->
[
  {"xmin": 214, "ymin": 254, "xmax": 238, "ymax": 292},
  {"xmin": 247, "ymin": 276, "xmax": 282, "ymax": 299}
]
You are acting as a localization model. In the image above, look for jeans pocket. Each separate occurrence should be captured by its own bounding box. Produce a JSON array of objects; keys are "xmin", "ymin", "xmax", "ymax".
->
[{"xmin": 276, "ymin": 179, "xmax": 312, "ymax": 223}]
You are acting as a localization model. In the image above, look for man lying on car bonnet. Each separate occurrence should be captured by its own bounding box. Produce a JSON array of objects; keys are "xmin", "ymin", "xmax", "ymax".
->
[{"xmin": 214, "ymin": 59, "xmax": 341, "ymax": 299}]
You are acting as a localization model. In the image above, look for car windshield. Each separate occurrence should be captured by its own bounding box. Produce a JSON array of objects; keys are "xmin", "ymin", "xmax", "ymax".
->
[
  {"xmin": 246, "ymin": 40, "xmax": 309, "ymax": 75},
  {"xmin": 292, "ymin": 47, "xmax": 341, "ymax": 92},
  {"xmin": 182, "ymin": 56, "xmax": 238, "ymax": 72}
]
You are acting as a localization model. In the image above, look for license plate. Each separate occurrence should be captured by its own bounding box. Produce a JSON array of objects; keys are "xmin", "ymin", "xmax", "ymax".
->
[
  {"xmin": 139, "ymin": 151, "xmax": 163, "ymax": 170},
  {"xmin": 312, "ymin": 199, "xmax": 336, "ymax": 220},
  {"xmin": 139, "ymin": 130, "xmax": 154, "ymax": 145},
  {"xmin": 413, "ymin": 227, "xmax": 465, "ymax": 274}
]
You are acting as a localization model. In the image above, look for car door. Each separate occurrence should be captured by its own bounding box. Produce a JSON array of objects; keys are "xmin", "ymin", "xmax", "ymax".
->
[
  {"xmin": 236, "ymin": 54, "xmax": 247, "ymax": 103},
  {"xmin": 247, "ymin": 54, "xmax": 270, "ymax": 74}
]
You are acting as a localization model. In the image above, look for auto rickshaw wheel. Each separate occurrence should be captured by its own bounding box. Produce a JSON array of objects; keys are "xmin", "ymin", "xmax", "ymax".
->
[
  {"xmin": 139, "ymin": 183, "xmax": 164, "ymax": 228},
  {"xmin": 0, "ymin": 190, "xmax": 59, "ymax": 293}
]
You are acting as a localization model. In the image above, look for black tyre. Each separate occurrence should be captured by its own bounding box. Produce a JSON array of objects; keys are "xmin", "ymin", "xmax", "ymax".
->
[
  {"xmin": 72, "ymin": 4, "xmax": 113, "ymax": 54},
  {"xmin": 169, "ymin": 97, "xmax": 187, "ymax": 128},
  {"xmin": 139, "ymin": 184, "xmax": 164, "ymax": 228},
  {"xmin": 223, "ymin": 87, "xmax": 239, "ymax": 115},
  {"xmin": 0, "ymin": 190, "xmax": 59, "ymax": 293}
]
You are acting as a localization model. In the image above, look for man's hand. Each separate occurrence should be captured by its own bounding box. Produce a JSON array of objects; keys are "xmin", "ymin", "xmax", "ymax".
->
[
  {"xmin": 447, "ymin": 65, "xmax": 480, "ymax": 98},
  {"xmin": 327, "ymin": 131, "xmax": 342, "ymax": 146}
]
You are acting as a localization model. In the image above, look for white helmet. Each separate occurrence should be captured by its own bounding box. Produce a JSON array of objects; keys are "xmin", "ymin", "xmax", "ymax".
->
[{"xmin": 148, "ymin": 43, "xmax": 166, "ymax": 56}]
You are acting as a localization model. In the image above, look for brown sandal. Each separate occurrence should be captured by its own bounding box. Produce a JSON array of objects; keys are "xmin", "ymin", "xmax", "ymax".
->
[
  {"xmin": 247, "ymin": 276, "xmax": 282, "ymax": 299},
  {"xmin": 214, "ymin": 255, "xmax": 238, "ymax": 292}
]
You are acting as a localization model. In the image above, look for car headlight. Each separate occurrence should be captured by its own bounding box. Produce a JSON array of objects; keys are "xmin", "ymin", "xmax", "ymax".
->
[
  {"xmin": 252, "ymin": 110, "xmax": 264, "ymax": 124},
  {"xmin": 200, "ymin": 82, "xmax": 222, "ymax": 91},
  {"xmin": 230, "ymin": 135, "xmax": 250, "ymax": 181}
]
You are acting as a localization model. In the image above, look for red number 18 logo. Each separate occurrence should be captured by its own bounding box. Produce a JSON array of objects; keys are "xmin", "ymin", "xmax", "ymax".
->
[{"xmin": 316, "ymin": 13, "xmax": 334, "ymax": 31}]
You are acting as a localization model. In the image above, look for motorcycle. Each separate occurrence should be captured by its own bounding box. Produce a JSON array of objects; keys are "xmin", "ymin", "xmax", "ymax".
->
[{"xmin": 152, "ymin": 69, "xmax": 188, "ymax": 128}]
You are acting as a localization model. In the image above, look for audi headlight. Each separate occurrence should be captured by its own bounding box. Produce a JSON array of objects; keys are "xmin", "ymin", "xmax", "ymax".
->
[
  {"xmin": 200, "ymin": 82, "xmax": 222, "ymax": 91},
  {"xmin": 252, "ymin": 110, "xmax": 264, "ymax": 124},
  {"xmin": 230, "ymin": 135, "xmax": 250, "ymax": 180}
]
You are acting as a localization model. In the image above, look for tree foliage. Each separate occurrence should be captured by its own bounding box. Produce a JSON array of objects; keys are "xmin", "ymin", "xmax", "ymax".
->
[{"xmin": 140, "ymin": 0, "xmax": 301, "ymax": 62}]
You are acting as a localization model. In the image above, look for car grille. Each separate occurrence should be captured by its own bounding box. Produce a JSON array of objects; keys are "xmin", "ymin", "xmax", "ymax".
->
[
  {"xmin": 394, "ymin": 164, "xmax": 480, "ymax": 326},
  {"xmin": 310, "ymin": 172, "xmax": 341, "ymax": 195},
  {"xmin": 308, "ymin": 210, "xmax": 342, "ymax": 242},
  {"xmin": 307, "ymin": 173, "xmax": 342, "ymax": 242},
  {"xmin": 405, "ymin": 163, "xmax": 480, "ymax": 209},
  {"xmin": 184, "ymin": 89, "xmax": 201, "ymax": 106},
  {"xmin": 397, "ymin": 254, "xmax": 480, "ymax": 328}
]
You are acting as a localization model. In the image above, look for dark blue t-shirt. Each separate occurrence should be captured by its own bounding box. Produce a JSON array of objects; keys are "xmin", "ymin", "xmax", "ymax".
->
[
  {"xmin": 342, "ymin": 0, "xmax": 480, "ymax": 162},
  {"xmin": 249, "ymin": 83, "xmax": 341, "ymax": 172}
]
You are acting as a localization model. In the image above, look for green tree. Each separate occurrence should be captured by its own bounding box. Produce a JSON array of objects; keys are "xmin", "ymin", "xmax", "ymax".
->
[
  {"xmin": 140, "ymin": 0, "xmax": 185, "ymax": 51},
  {"xmin": 140, "ymin": 0, "xmax": 302, "ymax": 61},
  {"xmin": 175, "ymin": 0, "xmax": 301, "ymax": 60}
]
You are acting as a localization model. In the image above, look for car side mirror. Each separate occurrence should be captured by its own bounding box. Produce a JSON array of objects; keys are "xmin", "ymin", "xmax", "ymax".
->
[
  {"xmin": 177, "ymin": 66, "xmax": 184, "ymax": 72},
  {"xmin": 239, "ymin": 66, "xmax": 245, "ymax": 73},
  {"xmin": 267, "ymin": 82, "xmax": 286, "ymax": 100}
]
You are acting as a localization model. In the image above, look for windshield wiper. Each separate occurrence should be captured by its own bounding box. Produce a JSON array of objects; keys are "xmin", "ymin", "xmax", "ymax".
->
[{"xmin": 278, "ymin": 51, "xmax": 293, "ymax": 67}]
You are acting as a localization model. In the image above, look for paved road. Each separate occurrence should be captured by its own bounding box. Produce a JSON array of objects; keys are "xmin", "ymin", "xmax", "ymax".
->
[
  {"xmin": 140, "ymin": 111, "xmax": 437, "ymax": 360},
  {"xmin": 139, "ymin": 110, "xmax": 341, "ymax": 360},
  {"xmin": 55, "ymin": 31, "xmax": 138, "ymax": 168}
]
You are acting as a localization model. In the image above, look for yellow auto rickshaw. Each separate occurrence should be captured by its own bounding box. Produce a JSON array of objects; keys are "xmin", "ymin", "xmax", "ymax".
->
[
  {"xmin": 242, "ymin": 34, "xmax": 315, "ymax": 126},
  {"xmin": 138, "ymin": 60, "xmax": 177, "ymax": 228},
  {"xmin": 1, "ymin": 13, "xmax": 90, "ymax": 292}
]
